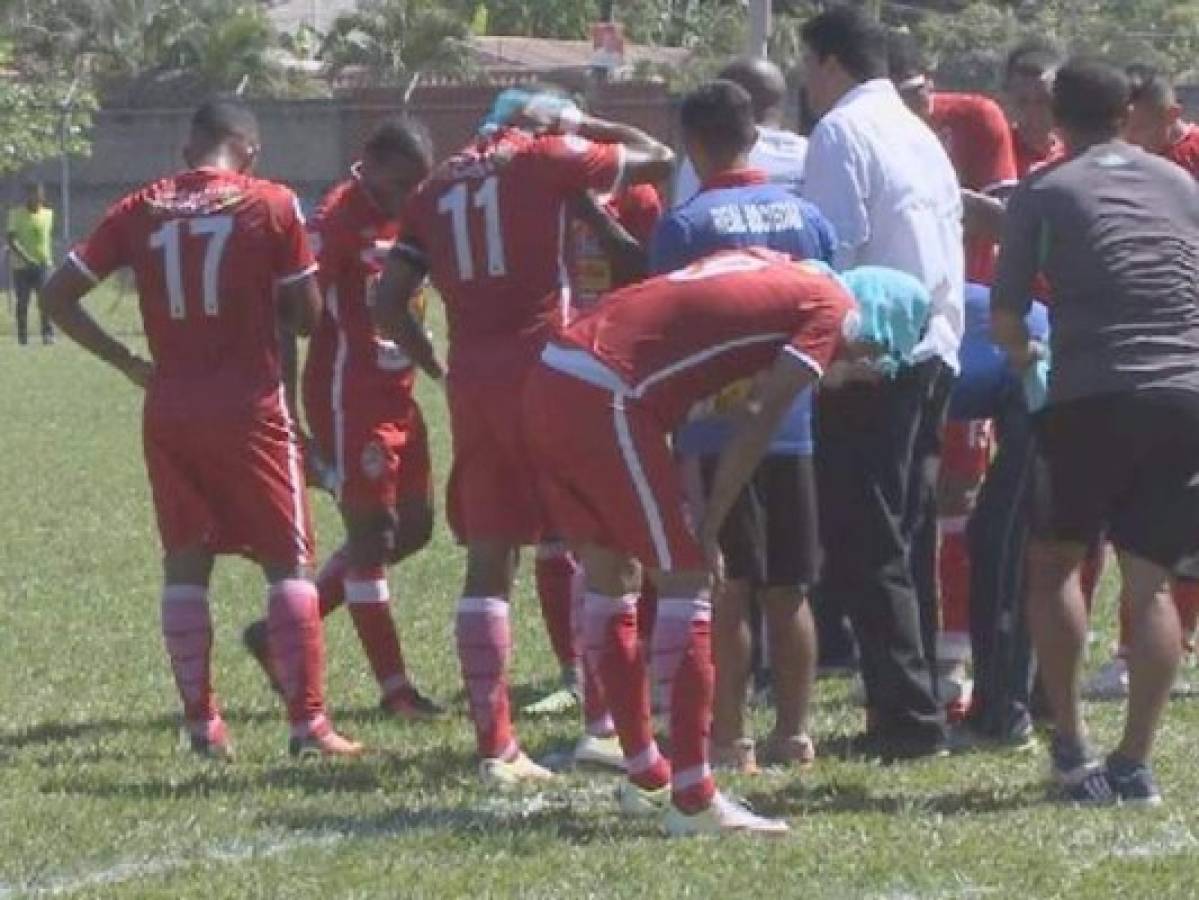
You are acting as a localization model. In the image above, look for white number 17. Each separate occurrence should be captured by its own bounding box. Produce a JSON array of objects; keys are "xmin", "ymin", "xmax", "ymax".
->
[{"xmin": 148, "ymin": 215, "xmax": 233, "ymax": 320}]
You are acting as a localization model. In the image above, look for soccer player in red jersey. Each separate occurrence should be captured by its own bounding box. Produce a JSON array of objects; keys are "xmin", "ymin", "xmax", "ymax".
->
[
  {"xmin": 374, "ymin": 90, "xmax": 674, "ymax": 787},
  {"xmin": 40, "ymin": 98, "xmax": 360, "ymax": 759},
  {"xmin": 524, "ymin": 248, "xmax": 929, "ymax": 834},
  {"xmin": 1126, "ymin": 65, "xmax": 1199, "ymax": 179},
  {"xmin": 241, "ymin": 119, "xmax": 445, "ymax": 719},
  {"xmin": 1004, "ymin": 42, "xmax": 1066, "ymax": 178}
]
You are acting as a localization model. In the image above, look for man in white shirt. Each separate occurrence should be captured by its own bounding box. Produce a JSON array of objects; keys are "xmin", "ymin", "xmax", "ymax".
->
[
  {"xmin": 800, "ymin": 5, "xmax": 965, "ymax": 760},
  {"xmin": 673, "ymin": 56, "xmax": 807, "ymax": 205}
]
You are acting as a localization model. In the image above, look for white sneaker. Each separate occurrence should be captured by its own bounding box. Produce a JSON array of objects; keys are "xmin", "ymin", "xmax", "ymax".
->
[
  {"xmin": 478, "ymin": 752, "xmax": 555, "ymax": 789},
  {"xmin": 662, "ymin": 792, "xmax": 789, "ymax": 837},
  {"xmin": 574, "ymin": 733, "xmax": 626, "ymax": 771},
  {"xmin": 617, "ymin": 779, "xmax": 670, "ymax": 817},
  {"xmin": 1083, "ymin": 658, "xmax": 1129, "ymax": 700}
]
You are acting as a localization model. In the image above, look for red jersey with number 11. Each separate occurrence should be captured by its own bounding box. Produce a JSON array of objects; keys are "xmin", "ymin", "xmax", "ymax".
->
[
  {"xmin": 395, "ymin": 127, "xmax": 625, "ymax": 376},
  {"xmin": 69, "ymin": 167, "xmax": 316, "ymax": 393}
]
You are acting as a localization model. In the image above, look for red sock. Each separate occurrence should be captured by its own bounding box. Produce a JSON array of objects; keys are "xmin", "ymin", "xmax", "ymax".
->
[
  {"xmin": 653, "ymin": 596, "xmax": 715, "ymax": 814},
  {"xmin": 575, "ymin": 582, "xmax": 613, "ymax": 736},
  {"xmin": 535, "ymin": 543, "xmax": 579, "ymax": 671},
  {"xmin": 583, "ymin": 592, "xmax": 669, "ymax": 789},
  {"xmin": 316, "ymin": 546, "xmax": 350, "ymax": 618},
  {"xmin": 267, "ymin": 579, "xmax": 327, "ymax": 736},
  {"xmin": 938, "ymin": 518, "xmax": 971, "ymax": 662},
  {"xmin": 456, "ymin": 597, "xmax": 516, "ymax": 760},
  {"xmin": 161, "ymin": 584, "xmax": 219, "ymax": 732},
  {"xmin": 1174, "ymin": 581, "xmax": 1199, "ymax": 653},
  {"xmin": 346, "ymin": 566, "xmax": 409, "ymax": 699}
]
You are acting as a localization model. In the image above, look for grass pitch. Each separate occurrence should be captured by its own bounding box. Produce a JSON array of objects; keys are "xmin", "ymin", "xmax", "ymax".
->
[{"xmin": 2, "ymin": 284, "xmax": 1199, "ymax": 898}]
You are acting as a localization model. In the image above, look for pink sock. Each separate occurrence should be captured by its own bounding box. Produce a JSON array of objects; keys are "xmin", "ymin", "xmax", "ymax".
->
[
  {"xmin": 938, "ymin": 518, "xmax": 972, "ymax": 662},
  {"xmin": 161, "ymin": 584, "xmax": 219, "ymax": 732},
  {"xmin": 267, "ymin": 579, "xmax": 328, "ymax": 735},
  {"xmin": 345, "ymin": 567, "xmax": 409, "ymax": 698},
  {"xmin": 456, "ymin": 597, "xmax": 517, "ymax": 760},
  {"xmin": 316, "ymin": 547, "xmax": 350, "ymax": 618},
  {"xmin": 584, "ymin": 592, "xmax": 669, "ymax": 790},
  {"xmin": 536, "ymin": 543, "xmax": 580, "ymax": 670},
  {"xmin": 573, "ymin": 573, "xmax": 613, "ymax": 736},
  {"xmin": 653, "ymin": 596, "xmax": 715, "ymax": 814}
]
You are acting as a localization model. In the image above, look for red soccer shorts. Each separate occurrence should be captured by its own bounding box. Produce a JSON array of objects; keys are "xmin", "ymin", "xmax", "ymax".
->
[
  {"xmin": 523, "ymin": 364, "xmax": 705, "ymax": 573},
  {"xmin": 447, "ymin": 371, "xmax": 543, "ymax": 544},
  {"xmin": 306, "ymin": 381, "xmax": 431, "ymax": 513},
  {"xmin": 143, "ymin": 387, "xmax": 313, "ymax": 566},
  {"xmin": 942, "ymin": 419, "xmax": 994, "ymax": 483}
]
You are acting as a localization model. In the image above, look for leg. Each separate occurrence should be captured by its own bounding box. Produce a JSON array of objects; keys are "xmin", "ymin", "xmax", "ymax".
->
[
  {"xmin": 762, "ymin": 587, "xmax": 816, "ymax": 745},
  {"xmin": 13, "ymin": 268, "xmax": 31, "ymax": 345},
  {"xmin": 31, "ymin": 266, "xmax": 51, "ymax": 341},
  {"xmin": 711, "ymin": 578, "xmax": 753, "ymax": 751}
]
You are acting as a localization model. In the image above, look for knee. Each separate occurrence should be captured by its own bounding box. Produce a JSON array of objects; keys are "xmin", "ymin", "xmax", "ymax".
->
[{"xmin": 387, "ymin": 502, "xmax": 434, "ymax": 564}]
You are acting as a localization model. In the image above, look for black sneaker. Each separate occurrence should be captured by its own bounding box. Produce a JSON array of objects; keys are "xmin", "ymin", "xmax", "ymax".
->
[
  {"xmin": 1105, "ymin": 753, "xmax": 1163, "ymax": 807},
  {"xmin": 1049, "ymin": 734, "xmax": 1104, "ymax": 799}
]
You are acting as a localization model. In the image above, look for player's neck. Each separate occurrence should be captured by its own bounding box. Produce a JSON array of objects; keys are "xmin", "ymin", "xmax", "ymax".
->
[{"xmin": 186, "ymin": 149, "xmax": 246, "ymax": 174}]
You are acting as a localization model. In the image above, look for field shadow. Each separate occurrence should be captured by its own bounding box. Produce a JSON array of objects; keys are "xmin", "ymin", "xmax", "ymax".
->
[{"xmin": 741, "ymin": 778, "xmax": 1043, "ymax": 819}]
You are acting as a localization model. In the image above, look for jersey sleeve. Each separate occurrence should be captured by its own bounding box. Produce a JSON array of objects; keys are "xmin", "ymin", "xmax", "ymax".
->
[
  {"xmin": 963, "ymin": 98, "xmax": 1018, "ymax": 194},
  {"xmin": 67, "ymin": 194, "xmax": 137, "ymax": 284},
  {"xmin": 270, "ymin": 188, "xmax": 318, "ymax": 286},
  {"xmin": 534, "ymin": 134, "xmax": 626, "ymax": 197},
  {"xmin": 784, "ymin": 279, "xmax": 853, "ymax": 377},
  {"xmin": 614, "ymin": 184, "xmax": 664, "ymax": 246}
]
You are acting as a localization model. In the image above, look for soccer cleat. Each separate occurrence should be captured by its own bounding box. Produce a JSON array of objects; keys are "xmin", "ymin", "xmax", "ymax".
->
[
  {"xmin": 573, "ymin": 733, "xmax": 626, "ymax": 771},
  {"xmin": 478, "ymin": 752, "xmax": 556, "ymax": 789},
  {"xmin": 289, "ymin": 728, "xmax": 365, "ymax": 759},
  {"xmin": 663, "ymin": 792, "xmax": 789, "ymax": 837},
  {"xmin": 241, "ymin": 620, "xmax": 284, "ymax": 696},
  {"xmin": 757, "ymin": 733, "xmax": 816, "ymax": 770},
  {"xmin": 616, "ymin": 779, "xmax": 671, "ymax": 817},
  {"xmin": 1049, "ymin": 734, "xmax": 1101, "ymax": 791},
  {"xmin": 186, "ymin": 719, "xmax": 234, "ymax": 762},
  {"xmin": 1105, "ymin": 753, "xmax": 1163, "ymax": 807},
  {"xmin": 380, "ymin": 684, "xmax": 446, "ymax": 720},
  {"xmin": 711, "ymin": 737, "xmax": 760, "ymax": 775},
  {"xmin": 522, "ymin": 683, "xmax": 580, "ymax": 717},
  {"xmin": 1082, "ymin": 658, "xmax": 1129, "ymax": 700}
]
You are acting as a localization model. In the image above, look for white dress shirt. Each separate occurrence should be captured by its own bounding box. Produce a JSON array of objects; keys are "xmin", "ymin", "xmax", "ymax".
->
[
  {"xmin": 673, "ymin": 125, "xmax": 808, "ymax": 206},
  {"xmin": 802, "ymin": 79, "xmax": 965, "ymax": 371}
]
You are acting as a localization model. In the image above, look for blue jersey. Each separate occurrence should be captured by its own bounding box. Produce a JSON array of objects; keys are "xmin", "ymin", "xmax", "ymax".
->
[
  {"xmin": 950, "ymin": 282, "xmax": 1050, "ymax": 420},
  {"xmin": 649, "ymin": 169, "xmax": 837, "ymax": 456}
]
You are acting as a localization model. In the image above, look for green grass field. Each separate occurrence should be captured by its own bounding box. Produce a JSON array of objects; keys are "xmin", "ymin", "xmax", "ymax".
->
[{"xmin": 3, "ymin": 284, "xmax": 1199, "ymax": 898}]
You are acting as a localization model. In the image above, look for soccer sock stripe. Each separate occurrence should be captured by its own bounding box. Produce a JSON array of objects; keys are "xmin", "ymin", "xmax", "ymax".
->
[
  {"xmin": 161, "ymin": 584, "xmax": 218, "ymax": 727},
  {"xmin": 456, "ymin": 596, "xmax": 516, "ymax": 760},
  {"xmin": 267, "ymin": 579, "xmax": 327, "ymax": 730}
]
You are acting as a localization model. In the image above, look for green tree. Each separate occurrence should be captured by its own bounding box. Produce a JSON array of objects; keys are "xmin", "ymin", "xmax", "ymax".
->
[{"xmin": 321, "ymin": 0, "xmax": 476, "ymax": 85}]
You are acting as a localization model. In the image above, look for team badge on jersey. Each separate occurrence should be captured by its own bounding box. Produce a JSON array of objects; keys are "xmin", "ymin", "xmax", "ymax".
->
[{"xmin": 361, "ymin": 441, "xmax": 387, "ymax": 481}]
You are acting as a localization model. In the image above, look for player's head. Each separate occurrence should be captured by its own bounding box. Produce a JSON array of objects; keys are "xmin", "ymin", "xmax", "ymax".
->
[
  {"xmin": 24, "ymin": 181, "xmax": 44, "ymax": 209},
  {"xmin": 800, "ymin": 5, "xmax": 888, "ymax": 120},
  {"xmin": 680, "ymin": 79, "xmax": 758, "ymax": 181},
  {"xmin": 717, "ymin": 56, "xmax": 788, "ymax": 127},
  {"xmin": 359, "ymin": 116, "xmax": 434, "ymax": 216},
  {"xmin": 1051, "ymin": 57, "xmax": 1130, "ymax": 150},
  {"xmin": 1003, "ymin": 40, "xmax": 1061, "ymax": 141},
  {"xmin": 887, "ymin": 32, "xmax": 933, "ymax": 123},
  {"xmin": 1124, "ymin": 64, "xmax": 1181, "ymax": 154},
  {"xmin": 186, "ymin": 96, "xmax": 261, "ymax": 173}
]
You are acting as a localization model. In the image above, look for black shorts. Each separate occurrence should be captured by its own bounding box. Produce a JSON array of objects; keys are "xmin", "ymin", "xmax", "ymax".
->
[
  {"xmin": 1032, "ymin": 390, "xmax": 1199, "ymax": 578},
  {"xmin": 698, "ymin": 453, "xmax": 820, "ymax": 590}
]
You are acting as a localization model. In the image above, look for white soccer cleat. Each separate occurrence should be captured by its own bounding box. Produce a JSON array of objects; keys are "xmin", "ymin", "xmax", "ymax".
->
[
  {"xmin": 1083, "ymin": 658, "xmax": 1129, "ymax": 700},
  {"xmin": 574, "ymin": 733, "xmax": 626, "ymax": 771},
  {"xmin": 478, "ymin": 752, "xmax": 556, "ymax": 789},
  {"xmin": 617, "ymin": 780, "xmax": 671, "ymax": 818},
  {"xmin": 662, "ymin": 792, "xmax": 789, "ymax": 837}
]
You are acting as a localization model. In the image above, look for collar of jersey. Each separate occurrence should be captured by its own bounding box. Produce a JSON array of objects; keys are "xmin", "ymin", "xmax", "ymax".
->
[{"xmin": 700, "ymin": 167, "xmax": 769, "ymax": 191}]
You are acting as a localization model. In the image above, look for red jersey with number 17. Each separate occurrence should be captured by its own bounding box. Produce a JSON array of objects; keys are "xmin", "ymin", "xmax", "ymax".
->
[
  {"xmin": 553, "ymin": 248, "xmax": 851, "ymax": 427},
  {"xmin": 395, "ymin": 127, "xmax": 625, "ymax": 376},
  {"xmin": 69, "ymin": 167, "xmax": 316, "ymax": 395}
]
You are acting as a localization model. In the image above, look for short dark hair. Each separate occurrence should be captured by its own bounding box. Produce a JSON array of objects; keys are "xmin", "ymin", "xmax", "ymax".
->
[
  {"xmin": 190, "ymin": 96, "xmax": 259, "ymax": 145},
  {"xmin": 886, "ymin": 31, "xmax": 927, "ymax": 86},
  {"xmin": 680, "ymin": 79, "xmax": 758, "ymax": 159},
  {"xmin": 1004, "ymin": 40, "xmax": 1062, "ymax": 83},
  {"xmin": 1126, "ymin": 63, "xmax": 1176, "ymax": 108},
  {"xmin": 801, "ymin": 5, "xmax": 888, "ymax": 83},
  {"xmin": 717, "ymin": 57, "xmax": 787, "ymax": 123},
  {"xmin": 1052, "ymin": 57, "xmax": 1130, "ymax": 136},
  {"xmin": 363, "ymin": 116, "xmax": 433, "ymax": 168}
]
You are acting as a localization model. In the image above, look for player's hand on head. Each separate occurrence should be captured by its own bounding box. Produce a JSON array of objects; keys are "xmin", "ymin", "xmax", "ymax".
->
[{"xmin": 516, "ymin": 94, "xmax": 581, "ymax": 134}]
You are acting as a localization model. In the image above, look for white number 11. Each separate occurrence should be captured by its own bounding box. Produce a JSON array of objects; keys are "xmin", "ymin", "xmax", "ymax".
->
[
  {"xmin": 437, "ymin": 176, "xmax": 507, "ymax": 282},
  {"xmin": 148, "ymin": 215, "xmax": 233, "ymax": 320}
]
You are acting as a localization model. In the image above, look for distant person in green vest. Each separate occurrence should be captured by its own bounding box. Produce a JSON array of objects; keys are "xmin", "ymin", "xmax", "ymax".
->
[{"xmin": 7, "ymin": 182, "xmax": 55, "ymax": 345}]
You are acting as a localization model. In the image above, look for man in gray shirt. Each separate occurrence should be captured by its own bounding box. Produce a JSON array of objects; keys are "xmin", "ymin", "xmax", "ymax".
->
[{"xmin": 992, "ymin": 58, "xmax": 1199, "ymax": 806}]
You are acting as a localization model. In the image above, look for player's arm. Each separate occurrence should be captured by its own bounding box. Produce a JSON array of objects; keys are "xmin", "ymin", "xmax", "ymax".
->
[
  {"xmin": 961, "ymin": 188, "xmax": 1008, "ymax": 241},
  {"xmin": 571, "ymin": 191, "xmax": 649, "ymax": 284},
  {"xmin": 699, "ymin": 352, "xmax": 818, "ymax": 560},
  {"xmin": 990, "ymin": 187, "xmax": 1042, "ymax": 371},
  {"xmin": 41, "ymin": 262, "xmax": 151, "ymax": 387},
  {"xmin": 575, "ymin": 116, "xmax": 675, "ymax": 186},
  {"xmin": 375, "ymin": 248, "xmax": 444, "ymax": 383},
  {"xmin": 277, "ymin": 272, "xmax": 320, "ymax": 338}
]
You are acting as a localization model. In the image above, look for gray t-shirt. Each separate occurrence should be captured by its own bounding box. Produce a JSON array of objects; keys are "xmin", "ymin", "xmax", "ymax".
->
[{"xmin": 993, "ymin": 140, "xmax": 1199, "ymax": 404}]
